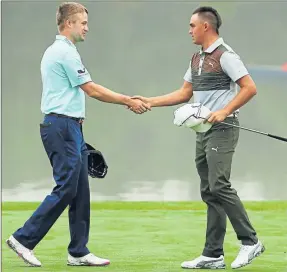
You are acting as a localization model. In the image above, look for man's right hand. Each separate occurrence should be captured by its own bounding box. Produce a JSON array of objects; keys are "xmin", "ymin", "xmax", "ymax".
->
[
  {"xmin": 127, "ymin": 98, "xmax": 151, "ymax": 114},
  {"xmin": 131, "ymin": 95, "xmax": 151, "ymax": 105}
]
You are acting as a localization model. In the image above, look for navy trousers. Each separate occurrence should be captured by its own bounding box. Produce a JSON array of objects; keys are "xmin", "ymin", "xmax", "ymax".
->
[{"xmin": 13, "ymin": 115, "xmax": 90, "ymax": 257}]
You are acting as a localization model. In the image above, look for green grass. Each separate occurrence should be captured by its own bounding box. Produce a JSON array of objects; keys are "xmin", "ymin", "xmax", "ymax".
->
[{"xmin": 2, "ymin": 201, "xmax": 287, "ymax": 271}]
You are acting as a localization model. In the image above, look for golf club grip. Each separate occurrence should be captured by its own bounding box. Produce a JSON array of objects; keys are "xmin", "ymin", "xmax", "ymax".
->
[{"xmin": 268, "ymin": 134, "xmax": 287, "ymax": 142}]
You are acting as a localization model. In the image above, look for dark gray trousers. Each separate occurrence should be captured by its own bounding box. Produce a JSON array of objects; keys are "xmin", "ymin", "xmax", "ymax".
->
[{"xmin": 195, "ymin": 117, "xmax": 258, "ymax": 258}]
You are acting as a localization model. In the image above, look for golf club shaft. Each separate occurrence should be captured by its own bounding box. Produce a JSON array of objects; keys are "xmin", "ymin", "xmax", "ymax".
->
[{"xmin": 221, "ymin": 122, "xmax": 287, "ymax": 142}]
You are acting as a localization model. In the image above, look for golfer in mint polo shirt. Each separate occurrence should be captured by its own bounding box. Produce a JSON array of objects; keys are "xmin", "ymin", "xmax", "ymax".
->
[{"xmin": 6, "ymin": 2, "xmax": 149, "ymax": 267}]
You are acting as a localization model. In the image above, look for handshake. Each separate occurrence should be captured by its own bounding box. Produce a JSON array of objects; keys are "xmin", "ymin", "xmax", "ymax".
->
[{"xmin": 125, "ymin": 95, "xmax": 152, "ymax": 114}]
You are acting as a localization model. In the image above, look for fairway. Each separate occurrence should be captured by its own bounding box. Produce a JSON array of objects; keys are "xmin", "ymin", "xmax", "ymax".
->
[{"xmin": 2, "ymin": 201, "xmax": 287, "ymax": 271}]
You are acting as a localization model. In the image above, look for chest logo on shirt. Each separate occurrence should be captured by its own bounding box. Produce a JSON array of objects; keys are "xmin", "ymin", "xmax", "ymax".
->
[{"xmin": 208, "ymin": 62, "xmax": 214, "ymax": 68}]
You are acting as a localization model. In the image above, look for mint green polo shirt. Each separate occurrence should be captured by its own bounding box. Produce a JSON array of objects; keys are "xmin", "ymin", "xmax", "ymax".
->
[{"xmin": 40, "ymin": 35, "xmax": 92, "ymax": 118}]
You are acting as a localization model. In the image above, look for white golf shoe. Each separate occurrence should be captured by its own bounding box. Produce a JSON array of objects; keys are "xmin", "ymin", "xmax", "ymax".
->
[
  {"xmin": 231, "ymin": 240, "xmax": 265, "ymax": 269},
  {"xmin": 6, "ymin": 235, "xmax": 42, "ymax": 267},
  {"xmin": 67, "ymin": 253, "xmax": 110, "ymax": 266},
  {"xmin": 181, "ymin": 255, "xmax": 226, "ymax": 269}
]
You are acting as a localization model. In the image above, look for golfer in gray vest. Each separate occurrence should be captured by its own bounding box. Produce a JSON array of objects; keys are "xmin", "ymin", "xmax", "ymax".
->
[{"xmin": 132, "ymin": 6, "xmax": 265, "ymax": 270}]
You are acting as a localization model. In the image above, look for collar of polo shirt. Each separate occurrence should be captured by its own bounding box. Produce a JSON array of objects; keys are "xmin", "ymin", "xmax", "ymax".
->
[
  {"xmin": 199, "ymin": 37, "xmax": 224, "ymax": 55},
  {"xmin": 56, "ymin": 35, "xmax": 76, "ymax": 49}
]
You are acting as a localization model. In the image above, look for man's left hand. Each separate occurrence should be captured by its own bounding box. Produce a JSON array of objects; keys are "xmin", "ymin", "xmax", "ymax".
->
[{"xmin": 206, "ymin": 109, "xmax": 229, "ymax": 123}]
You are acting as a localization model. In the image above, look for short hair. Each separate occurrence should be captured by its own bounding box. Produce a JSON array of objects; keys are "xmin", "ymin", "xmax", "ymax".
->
[
  {"xmin": 192, "ymin": 6, "xmax": 222, "ymax": 34},
  {"xmin": 56, "ymin": 2, "xmax": 88, "ymax": 31}
]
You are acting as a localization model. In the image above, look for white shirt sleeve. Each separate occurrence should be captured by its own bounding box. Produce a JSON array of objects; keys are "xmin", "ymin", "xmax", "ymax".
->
[
  {"xmin": 220, "ymin": 51, "xmax": 249, "ymax": 82},
  {"xmin": 183, "ymin": 61, "xmax": 192, "ymax": 83}
]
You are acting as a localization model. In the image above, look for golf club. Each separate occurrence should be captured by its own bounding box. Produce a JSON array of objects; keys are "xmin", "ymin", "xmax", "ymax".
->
[
  {"xmin": 180, "ymin": 113, "xmax": 287, "ymax": 143},
  {"xmin": 221, "ymin": 121, "xmax": 287, "ymax": 143}
]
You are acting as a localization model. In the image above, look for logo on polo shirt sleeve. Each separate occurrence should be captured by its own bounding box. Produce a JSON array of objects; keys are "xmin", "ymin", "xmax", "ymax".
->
[
  {"xmin": 77, "ymin": 68, "xmax": 86, "ymax": 74},
  {"xmin": 77, "ymin": 66, "xmax": 89, "ymax": 77}
]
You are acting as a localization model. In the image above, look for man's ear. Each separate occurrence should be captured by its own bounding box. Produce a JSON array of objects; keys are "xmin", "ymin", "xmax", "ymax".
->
[{"xmin": 65, "ymin": 19, "xmax": 72, "ymax": 29}]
